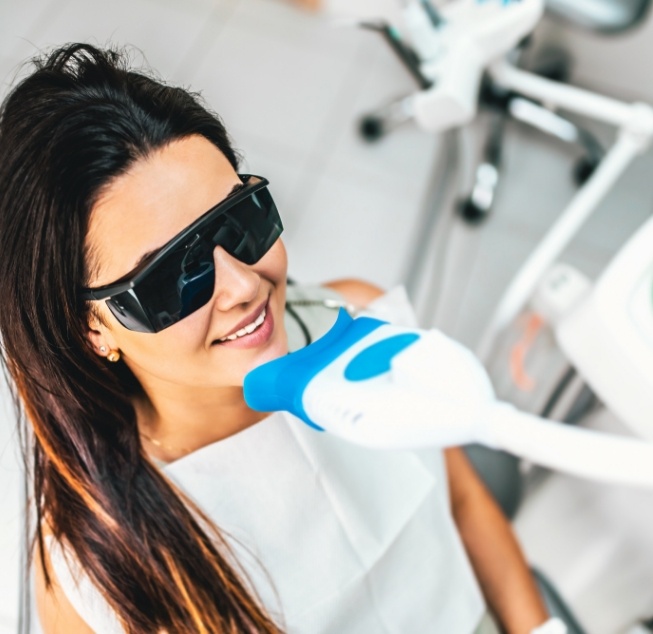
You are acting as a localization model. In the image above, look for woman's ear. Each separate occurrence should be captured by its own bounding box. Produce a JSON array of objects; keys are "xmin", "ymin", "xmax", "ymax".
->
[{"xmin": 85, "ymin": 307, "xmax": 117, "ymax": 358}]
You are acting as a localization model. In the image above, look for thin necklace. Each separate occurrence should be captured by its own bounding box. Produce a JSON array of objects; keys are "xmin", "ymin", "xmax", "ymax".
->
[
  {"xmin": 140, "ymin": 431, "xmax": 194, "ymax": 457},
  {"xmin": 141, "ymin": 298, "xmax": 355, "ymax": 455}
]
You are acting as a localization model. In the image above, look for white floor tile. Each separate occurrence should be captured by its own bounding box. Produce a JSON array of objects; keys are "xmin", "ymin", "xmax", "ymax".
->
[
  {"xmin": 286, "ymin": 167, "xmax": 427, "ymax": 289},
  {"xmin": 24, "ymin": 0, "xmax": 219, "ymax": 81},
  {"xmin": 446, "ymin": 216, "xmax": 618, "ymax": 350},
  {"xmin": 0, "ymin": 56, "xmax": 20, "ymax": 98},
  {"xmin": 515, "ymin": 411, "xmax": 653, "ymax": 634},
  {"xmin": 315, "ymin": 31, "xmax": 440, "ymax": 190},
  {"xmin": 322, "ymin": 0, "xmax": 403, "ymax": 24},
  {"xmin": 485, "ymin": 116, "xmax": 653, "ymax": 260},
  {"xmin": 232, "ymin": 127, "xmax": 316, "ymax": 232},
  {"xmin": 487, "ymin": 123, "xmax": 580, "ymax": 233},
  {"xmin": 184, "ymin": 7, "xmax": 365, "ymax": 164},
  {"xmin": 170, "ymin": 0, "xmax": 240, "ymax": 83},
  {"xmin": 447, "ymin": 220, "xmax": 536, "ymax": 346},
  {"xmin": 231, "ymin": 0, "xmax": 363, "ymax": 62},
  {"xmin": 0, "ymin": 0, "xmax": 70, "ymax": 61}
]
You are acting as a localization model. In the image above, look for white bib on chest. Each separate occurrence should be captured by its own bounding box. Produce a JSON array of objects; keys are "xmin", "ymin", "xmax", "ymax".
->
[
  {"xmin": 46, "ymin": 286, "xmax": 485, "ymax": 633},
  {"xmin": 163, "ymin": 408, "xmax": 484, "ymax": 633}
]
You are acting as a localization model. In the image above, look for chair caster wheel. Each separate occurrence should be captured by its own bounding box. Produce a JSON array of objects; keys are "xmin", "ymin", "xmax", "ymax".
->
[
  {"xmin": 359, "ymin": 115, "xmax": 385, "ymax": 142},
  {"xmin": 573, "ymin": 156, "xmax": 599, "ymax": 186},
  {"xmin": 459, "ymin": 198, "xmax": 490, "ymax": 224}
]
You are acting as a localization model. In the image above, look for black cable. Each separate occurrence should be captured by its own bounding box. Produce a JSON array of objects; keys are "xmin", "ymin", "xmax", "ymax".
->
[
  {"xmin": 539, "ymin": 366, "xmax": 577, "ymax": 419},
  {"xmin": 359, "ymin": 21, "xmax": 433, "ymax": 90},
  {"xmin": 285, "ymin": 302, "xmax": 312, "ymax": 347},
  {"xmin": 420, "ymin": 0, "xmax": 444, "ymax": 28}
]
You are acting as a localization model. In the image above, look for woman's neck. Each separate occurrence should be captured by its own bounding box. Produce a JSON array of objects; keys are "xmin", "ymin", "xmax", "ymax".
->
[{"xmin": 134, "ymin": 383, "xmax": 268, "ymax": 464}]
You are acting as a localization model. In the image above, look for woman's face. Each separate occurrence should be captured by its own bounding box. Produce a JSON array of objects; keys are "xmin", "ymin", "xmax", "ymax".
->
[{"xmin": 85, "ymin": 134, "xmax": 288, "ymax": 390}]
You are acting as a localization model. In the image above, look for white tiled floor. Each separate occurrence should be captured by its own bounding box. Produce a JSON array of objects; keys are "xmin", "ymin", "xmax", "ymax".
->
[{"xmin": 2, "ymin": 1, "xmax": 653, "ymax": 632}]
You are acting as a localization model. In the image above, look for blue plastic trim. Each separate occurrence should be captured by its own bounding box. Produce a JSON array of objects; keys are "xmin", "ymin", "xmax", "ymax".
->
[
  {"xmin": 243, "ymin": 308, "xmax": 386, "ymax": 430},
  {"xmin": 344, "ymin": 333, "xmax": 420, "ymax": 381}
]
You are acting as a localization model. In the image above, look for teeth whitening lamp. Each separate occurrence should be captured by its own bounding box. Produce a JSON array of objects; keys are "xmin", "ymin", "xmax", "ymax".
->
[
  {"xmin": 244, "ymin": 311, "xmax": 653, "ymax": 489},
  {"xmin": 248, "ymin": 0, "xmax": 653, "ymax": 490}
]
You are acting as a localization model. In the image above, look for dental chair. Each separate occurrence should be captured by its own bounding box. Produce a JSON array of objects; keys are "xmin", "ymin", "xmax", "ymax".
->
[{"xmin": 459, "ymin": 0, "xmax": 653, "ymax": 222}]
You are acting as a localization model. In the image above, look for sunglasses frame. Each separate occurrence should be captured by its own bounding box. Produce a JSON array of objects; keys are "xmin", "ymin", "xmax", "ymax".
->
[{"xmin": 81, "ymin": 174, "xmax": 281, "ymax": 333}]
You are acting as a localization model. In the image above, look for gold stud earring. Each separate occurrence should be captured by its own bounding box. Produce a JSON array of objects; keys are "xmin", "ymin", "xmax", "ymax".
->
[{"xmin": 107, "ymin": 349, "xmax": 121, "ymax": 363}]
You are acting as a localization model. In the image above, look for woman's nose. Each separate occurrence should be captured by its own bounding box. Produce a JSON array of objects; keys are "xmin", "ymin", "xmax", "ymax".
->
[{"xmin": 211, "ymin": 245, "xmax": 260, "ymax": 311}]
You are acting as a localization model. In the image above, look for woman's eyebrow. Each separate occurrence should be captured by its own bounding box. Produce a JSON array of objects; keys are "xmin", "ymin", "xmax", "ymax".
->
[
  {"xmin": 132, "ymin": 181, "xmax": 246, "ymax": 269},
  {"xmin": 228, "ymin": 181, "xmax": 246, "ymax": 197}
]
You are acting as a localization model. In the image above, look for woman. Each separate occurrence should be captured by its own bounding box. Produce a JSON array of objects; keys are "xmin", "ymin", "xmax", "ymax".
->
[{"xmin": 0, "ymin": 43, "xmax": 550, "ymax": 633}]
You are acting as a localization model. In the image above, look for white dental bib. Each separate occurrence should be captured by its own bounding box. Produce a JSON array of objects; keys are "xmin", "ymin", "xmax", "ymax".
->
[{"xmin": 45, "ymin": 286, "xmax": 485, "ymax": 633}]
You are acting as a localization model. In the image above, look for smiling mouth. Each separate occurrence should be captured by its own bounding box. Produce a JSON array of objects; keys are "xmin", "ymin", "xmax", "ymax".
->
[{"xmin": 216, "ymin": 306, "xmax": 267, "ymax": 343}]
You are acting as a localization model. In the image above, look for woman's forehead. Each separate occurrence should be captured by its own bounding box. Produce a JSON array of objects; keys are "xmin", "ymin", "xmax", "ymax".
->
[{"xmin": 85, "ymin": 136, "xmax": 240, "ymax": 287}]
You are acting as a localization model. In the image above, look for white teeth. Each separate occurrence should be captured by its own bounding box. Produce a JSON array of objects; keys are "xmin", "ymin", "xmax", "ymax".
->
[{"xmin": 218, "ymin": 308, "xmax": 266, "ymax": 342}]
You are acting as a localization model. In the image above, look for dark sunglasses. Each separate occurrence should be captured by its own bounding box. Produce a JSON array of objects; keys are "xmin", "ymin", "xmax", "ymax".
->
[{"xmin": 81, "ymin": 174, "xmax": 283, "ymax": 333}]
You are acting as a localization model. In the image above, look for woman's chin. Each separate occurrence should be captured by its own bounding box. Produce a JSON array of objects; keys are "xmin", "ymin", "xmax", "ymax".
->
[
  {"xmin": 234, "ymin": 334, "xmax": 288, "ymax": 384},
  {"xmin": 253, "ymin": 337, "xmax": 288, "ymax": 370}
]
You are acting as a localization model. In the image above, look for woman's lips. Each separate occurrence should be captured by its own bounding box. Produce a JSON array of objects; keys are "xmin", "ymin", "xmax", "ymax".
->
[
  {"xmin": 218, "ymin": 298, "xmax": 269, "ymax": 339},
  {"xmin": 212, "ymin": 299, "xmax": 274, "ymax": 349}
]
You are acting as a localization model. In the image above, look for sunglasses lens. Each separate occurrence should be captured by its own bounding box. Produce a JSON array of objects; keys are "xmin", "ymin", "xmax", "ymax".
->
[
  {"xmin": 178, "ymin": 261, "xmax": 215, "ymax": 318},
  {"xmin": 128, "ymin": 183, "xmax": 282, "ymax": 332},
  {"xmin": 217, "ymin": 188, "xmax": 281, "ymax": 264},
  {"xmin": 106, "ymin": 292, "xmax": 157, "ymax": 333},
  {"xmin": 136, "ymin": 250, "xmax": 197, "ymax": 330}
]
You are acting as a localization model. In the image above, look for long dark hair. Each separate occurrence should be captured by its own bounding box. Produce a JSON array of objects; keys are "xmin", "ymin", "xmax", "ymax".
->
[{"xmin": 0, "ymin": 43, "xmax": 282, "ymax": 633}]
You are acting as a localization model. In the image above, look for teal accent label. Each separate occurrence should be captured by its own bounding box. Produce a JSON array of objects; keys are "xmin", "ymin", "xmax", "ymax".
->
[{"xmin": 344, "ymin": 333, "xmax": 420, "ymax": 382}]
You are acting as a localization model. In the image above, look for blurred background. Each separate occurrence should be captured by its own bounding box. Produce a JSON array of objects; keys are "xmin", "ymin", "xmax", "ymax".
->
[{"xmin": 2, "ymin": 0, "xmax": 653, "ymax": 632}]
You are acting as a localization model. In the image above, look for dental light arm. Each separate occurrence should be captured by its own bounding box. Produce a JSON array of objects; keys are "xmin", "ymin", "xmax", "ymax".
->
[
  {"xmin": 245, "ymin": 310, "xmax": 653, "ymax": 488},
  {"xmin": 349, "ymin": 1, "xmax": 653, "ymax": 361},
  {"xmin": 337, "ymin": 0, "xmax": 545, "ymax": 132},
  {"xmin": 370, "ymin": 0, "xmax": 546, "ymax": 132}
]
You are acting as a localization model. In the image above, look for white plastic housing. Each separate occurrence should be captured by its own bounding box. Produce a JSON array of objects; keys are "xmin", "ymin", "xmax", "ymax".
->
[
  {"xmin": 556, "ymin": 216, "xmax": 653, "ymax": 439},
  {"xmin": 411, "ymin": 0, "xmax": 544, "ymax": 132},
  {"xmin": 302, "ymin": 325, "xmax": 495, "ymax": 449},
  {"xmin": 300, "ymin": 318, "xmax": 653, "ymax": 487},
  {"xmin": 531, "ymin": 263, "xmax": 591, "ymax": 326}
]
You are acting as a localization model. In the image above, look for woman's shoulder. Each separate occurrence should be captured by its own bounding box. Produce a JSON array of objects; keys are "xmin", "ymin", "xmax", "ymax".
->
[
  {"xmin": 285, "ymin": 278, "xmax": 384, "ymax": 308},
  {"xmin": 321, "ymin": 278, "xmax": 385, "ymax": 307},
  {"xmin": 323, "ymin": 278, "xmax": 420, "ymax": 329},
  {"xmin": 284, "ymin": 279, "xmax": 418, "ymax": 351}
]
